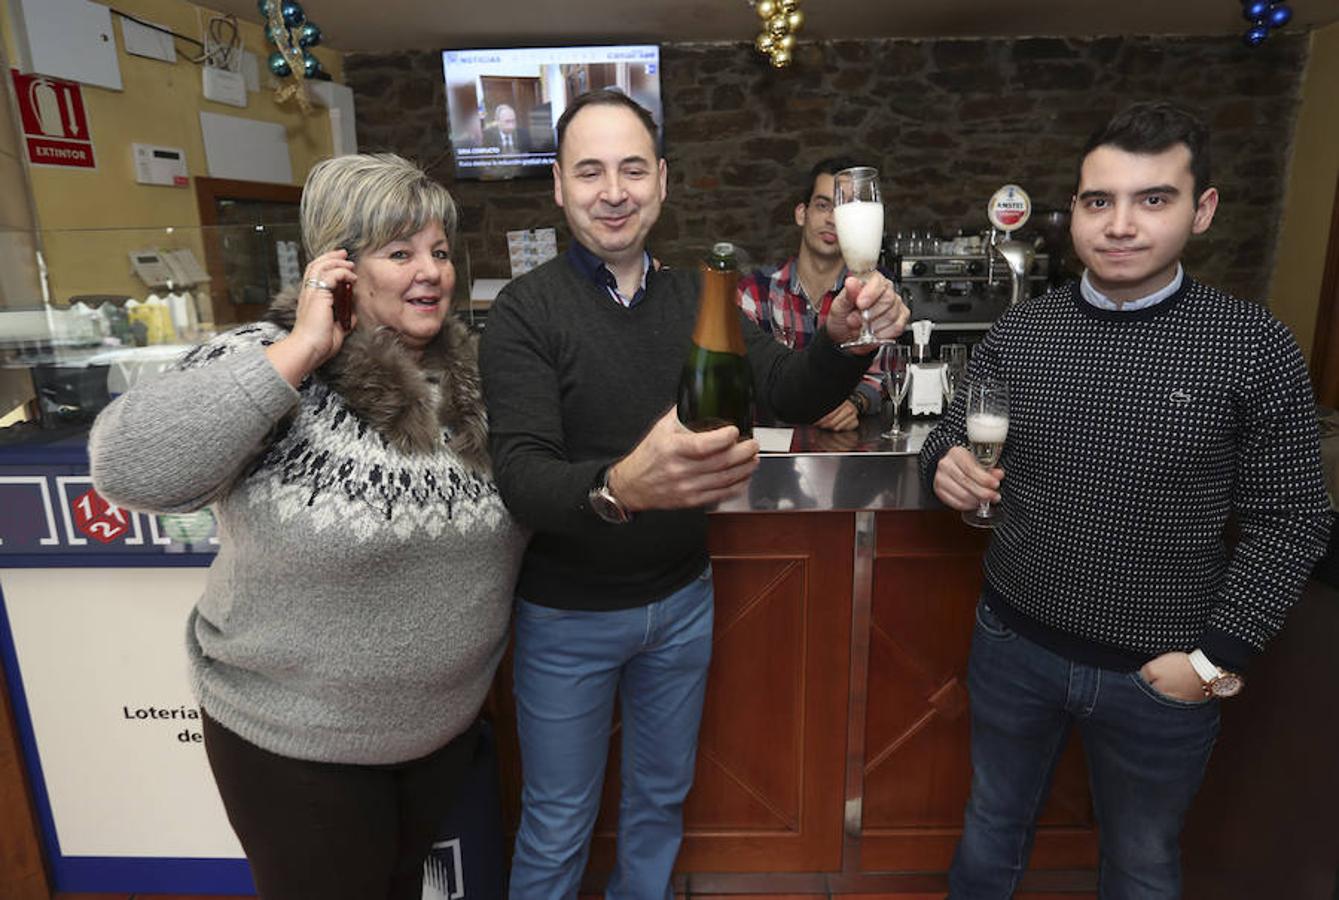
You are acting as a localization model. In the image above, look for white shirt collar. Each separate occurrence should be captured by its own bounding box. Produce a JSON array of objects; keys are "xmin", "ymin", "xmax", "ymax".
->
[{"xmin": 1080, "ymin": 264, "xmax": 1183, "ymax": 312}]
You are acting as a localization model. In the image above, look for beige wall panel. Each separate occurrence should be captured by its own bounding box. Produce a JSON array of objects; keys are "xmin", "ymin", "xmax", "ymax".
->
[
  {"xmin": 1270, "ymin": 22, "xmax": 1339, "ymax": 364},
  {"xmin": 0, "ymin": 227, "xmax": 43, "ymax": 309},
  {"xmin": 0, "ymin": 0, "xmax": 345, "ymax": 307},
  {"xmin": 0, "ymin": 90, "xmax": 19, "ymax": 161},
  {"xmin": 0, "ymin": 153, "xmax": 35, "ymax": 230}
]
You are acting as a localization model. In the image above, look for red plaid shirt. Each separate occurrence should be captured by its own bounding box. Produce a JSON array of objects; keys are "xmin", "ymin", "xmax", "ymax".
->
[{"xmin": 737, "ymin": 256, "xmax": 882, "ymax": 409}]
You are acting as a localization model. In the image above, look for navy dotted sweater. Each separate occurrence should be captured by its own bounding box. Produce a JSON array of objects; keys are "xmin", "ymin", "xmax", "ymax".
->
[{"xmin": 920, "ymin": 278, "xmax": 1331, "ymax": 672}]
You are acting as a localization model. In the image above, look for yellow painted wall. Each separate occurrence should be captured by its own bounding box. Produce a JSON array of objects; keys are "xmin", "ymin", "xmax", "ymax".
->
[
  {"xmin": 1270, "ymin": 22, "xmax": 1339, "ymax": 366},
  {"xmin": 0, "ymin": 22, "xmax": 42, "ymax": 314},
  {"xmin": 0, "ymin": 0, "xmax": 343, "ymax": 308}
]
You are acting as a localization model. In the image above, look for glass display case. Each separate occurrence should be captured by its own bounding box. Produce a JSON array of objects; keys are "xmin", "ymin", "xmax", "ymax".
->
[
  {"xmin": 0, "ymin": 223, "xmax": 473, "ymax": 438},
  {"xmin": 1, "ymin": 223, "xmax": 289, "ymax": 434}
]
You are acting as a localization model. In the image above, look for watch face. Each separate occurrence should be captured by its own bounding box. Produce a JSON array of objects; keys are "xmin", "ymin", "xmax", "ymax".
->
[
  {"xmin": 1211, "ymin": 674, "xmax": 1244, "ymax": 698},
  {"xmin": 591, "ymin": 488, "xmax": 629, "ymax": 524}
]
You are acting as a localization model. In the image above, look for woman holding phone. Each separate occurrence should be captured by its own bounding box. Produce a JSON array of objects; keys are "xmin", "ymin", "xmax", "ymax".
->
[{"xmin": 90, "ymin": 153, "xmax": 524, "ymax": 900}]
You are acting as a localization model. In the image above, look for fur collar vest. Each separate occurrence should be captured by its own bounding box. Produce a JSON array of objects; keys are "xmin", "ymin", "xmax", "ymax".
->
[{"xmin": 263, "ymin": 289, "xmax": 489, "ymax": 471}]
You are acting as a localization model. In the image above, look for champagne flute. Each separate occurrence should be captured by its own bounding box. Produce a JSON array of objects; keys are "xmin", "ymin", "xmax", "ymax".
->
[
  {"xmin": 940, "ymin": 342, "xmax": 967, "ymax": 405},
  {"xmin": 878, "ymin": 344, "xmax": 911, "ymax": 439},
  {"xmin": 962, "ymin": 378, "xmax": 1009, "ymax": 528},
  {"xmin": 833, "ymin": 166, "xmax": 890, "ymax": 348}
]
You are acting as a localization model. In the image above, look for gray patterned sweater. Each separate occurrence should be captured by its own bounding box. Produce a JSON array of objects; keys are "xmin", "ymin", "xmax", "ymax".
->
[
  {"xmin": 90, "ymin": 318, "xmax": 526, "ymax": 764},
  {"xmin": 920, "ymin": 278, "xmax": 1330, "ymax": 673}
]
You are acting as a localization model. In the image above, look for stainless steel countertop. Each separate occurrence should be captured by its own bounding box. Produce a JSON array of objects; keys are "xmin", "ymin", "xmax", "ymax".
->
[
  {"xmin": 0, "ymin": 414, "xmax": 944, "ymax": 512},
  {"xmin": 713, "ymin": 417, "xmax": 943, "ymax": 513}
]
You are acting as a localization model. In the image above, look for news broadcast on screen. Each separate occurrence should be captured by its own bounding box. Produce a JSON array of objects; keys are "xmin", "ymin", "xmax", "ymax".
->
[{"xmin": 441, "ymin": 45, "xmax": 663, "ymax": 180}]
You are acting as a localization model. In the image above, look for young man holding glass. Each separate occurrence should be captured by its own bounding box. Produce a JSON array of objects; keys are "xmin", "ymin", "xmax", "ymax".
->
[
  {"xmin": 736, "ymin": 156, "xmax": 884, "ymax": 431},
  {"xmin": 919, "ymin": 101, "xmax": 1330, "ymax": 898},
  {"xmin": 479, "ymin": 89, "xmax": 908, "ymax": 899}
]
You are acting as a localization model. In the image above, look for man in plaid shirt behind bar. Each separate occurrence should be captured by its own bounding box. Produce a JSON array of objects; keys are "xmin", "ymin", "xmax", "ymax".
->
[{"xmin": 737, "ymin": 156, "xmax": 885, "ymax": 431}]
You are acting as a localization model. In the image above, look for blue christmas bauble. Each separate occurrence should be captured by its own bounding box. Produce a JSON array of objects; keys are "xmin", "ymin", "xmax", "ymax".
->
[
  {"xmin": 297, "ymin": 22, "xmax": 322, "ymax": 48},
  {"xmin": 1243, "ymin": 24, "xmax": 1270, "ymax": 45},
  {"xmin": 264, "ymin": 22, "xmax": 287, "ymax": 45},
  {"xmin": 302, "ymin": 51, "xmax": 322, "ymax": 78},
  {"xmin": 280, "ymin": 1, "xmax": 305, "ymax": 27},
  {"xmin": 257, "ymin": 0, "xmax": 276, "ymax": 16},
  {"xmin": 1242, "ymin": 0, "xmax": 1270, "ymax": 21},
  {"xmin": 1268, "ymin": 3, "xmax": 1293, "ymax": 27},
  {"xmin": 267, "ymin": 51, "xmax": 292, "ymax": 77}
]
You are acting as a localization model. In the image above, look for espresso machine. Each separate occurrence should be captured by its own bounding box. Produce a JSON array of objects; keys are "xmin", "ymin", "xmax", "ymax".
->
[
  {"xmin": 890, "ymin": 185, "xmax": 1056, "ymax": 332},
  {"xmin": 892, "ymin": 236, "xmax": 1050, "ymax": 326}
]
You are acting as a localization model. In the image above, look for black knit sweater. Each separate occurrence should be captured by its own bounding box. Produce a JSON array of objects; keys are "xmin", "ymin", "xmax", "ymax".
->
[
  {"xmin": 920, "ymin": 278, "xmax": 1330, "ymax": 672},
  {"xmin": 480, "ymin": 252, "xmax": 872, "ymax": 610}
]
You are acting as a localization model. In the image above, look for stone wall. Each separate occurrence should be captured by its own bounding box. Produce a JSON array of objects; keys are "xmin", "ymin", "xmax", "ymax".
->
[{"xmin": 345, "ymin": 34, "xmax": 1309, "ymax": 302}]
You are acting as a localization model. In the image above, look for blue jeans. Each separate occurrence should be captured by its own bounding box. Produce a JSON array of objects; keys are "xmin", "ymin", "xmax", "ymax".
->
[
  {"xmin": 508, "ymin": 566, "xmax": 714, "ymax": 900},
  {"xmin": 950, "ymin": 599, "xmax": 1220, "ymax": 900}
]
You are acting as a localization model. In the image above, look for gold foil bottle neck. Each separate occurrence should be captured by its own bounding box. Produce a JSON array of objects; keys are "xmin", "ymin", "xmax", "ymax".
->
[{"xmin": 692, "ymin": 256, "xmax": 746, "ymax": 355}]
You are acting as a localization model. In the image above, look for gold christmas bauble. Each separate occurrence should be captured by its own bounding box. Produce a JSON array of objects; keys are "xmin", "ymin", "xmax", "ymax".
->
[
  {"xmin": 778, "ymin": 32, "xmax": 796, "ymax": 51},
  {"xmin": 786, "ymin": 9, "xmax": 805, "ymax": 30},
  {"xmin": 769, "ymin": 13, "xmax": 788, "ymax": 35},
  {"xmin": 755, "ymin": 0, "xmax": 777, "ymax": 20},
  {"xmin": 756, "ymin": 32, "xmax": 775, "ymax": 53},
  {"xmin": 770, "ymin": 47, "xmax": 792, "ymax": 67}
]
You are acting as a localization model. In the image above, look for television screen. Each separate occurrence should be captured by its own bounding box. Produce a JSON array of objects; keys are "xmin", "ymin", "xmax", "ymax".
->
[{"xmin": 441, "ymin": 45, "xmax": 663, "ymax": 181}]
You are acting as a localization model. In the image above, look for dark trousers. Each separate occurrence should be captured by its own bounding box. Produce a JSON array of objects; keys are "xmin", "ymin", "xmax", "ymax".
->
[
  {"xmin": 949, "ymin": 600, "xmax": 1220, "ymax": 900},
  {"xmin": 201, "ymin": 710, "xmax": 480, "ymax": 900}
]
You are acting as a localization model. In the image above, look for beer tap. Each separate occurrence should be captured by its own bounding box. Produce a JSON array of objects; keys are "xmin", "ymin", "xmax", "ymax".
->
[
  {"xmin": 991, "ymin": 231, "xmax": 1036, "ymax": 307},
  {"xmin": 987, "ymin": 185, "xmax": 1035, "ymax": 307}
]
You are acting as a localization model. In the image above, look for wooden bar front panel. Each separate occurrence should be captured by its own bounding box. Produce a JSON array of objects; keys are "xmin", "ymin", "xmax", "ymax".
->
[
  {"xmin": 491, "ymin": 512, "xmax": 854, "ymax": 875},
  {"xmin": 860, "ymin": 510, "xmax": 1099, "ymax": 872}
]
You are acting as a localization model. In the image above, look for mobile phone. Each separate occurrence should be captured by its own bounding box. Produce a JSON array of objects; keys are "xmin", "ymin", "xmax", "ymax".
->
[{"xmin": 332, "ymin": 280, "xmax": 353, "ymax": 330}]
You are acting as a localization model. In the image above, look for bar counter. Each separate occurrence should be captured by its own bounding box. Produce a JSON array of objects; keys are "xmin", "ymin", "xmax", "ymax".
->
[
  {"xmin": 491, "ymin": 418, "xmax": 1339, "ymax": 896},
  {"xmin": 486, "ymin": 417, "xmax": 1106, "ymax": 894}
]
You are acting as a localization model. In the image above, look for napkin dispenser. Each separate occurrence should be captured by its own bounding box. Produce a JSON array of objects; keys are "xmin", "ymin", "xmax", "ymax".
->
[{"xmin": 906, "ymin": 320, "xmax": 948, "ymax": 416}]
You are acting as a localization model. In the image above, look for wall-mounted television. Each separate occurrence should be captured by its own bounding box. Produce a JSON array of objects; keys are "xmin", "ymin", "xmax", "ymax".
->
[{"xmin": 441, "ymin": 45, "xmax": 663, "ymax": 181}]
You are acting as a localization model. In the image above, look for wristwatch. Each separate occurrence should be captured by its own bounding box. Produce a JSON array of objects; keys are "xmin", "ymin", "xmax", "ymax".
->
[
  {"xmin": 588, "ymin": 468, "xmax": 633, "ymax": 525},
  {"xmin": 849, "ymin": 391, "xmax": 870, "ymax": 416},
  {"xmin": 1188, "ymin": 649, "xmax": 1244, "ymax": 698}
]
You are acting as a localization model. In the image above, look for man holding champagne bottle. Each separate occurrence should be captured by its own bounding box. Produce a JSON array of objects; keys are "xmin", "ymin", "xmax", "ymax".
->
[
  {"xmin": 919, "ymin": 101, "xmax": 1329, "ymax": 898},
  {"xmin": 479, "ymin": 89, "xmax": 909, "ymax": 899},
  {"xmin": 737, "ymin": 157, "xmax": 886, "ymax": 430}
]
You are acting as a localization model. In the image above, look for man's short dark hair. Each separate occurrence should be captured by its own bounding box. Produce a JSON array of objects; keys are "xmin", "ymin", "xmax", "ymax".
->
[
  {"xmin": 1077, "ymin": 101, "xmax": 1212, "ymax": 201},
  {"xmin": 555, "ymin": 89, "xmax": 659, "ymax": 164},
  {"xmin": 801, "ymin": 156, "xmax": 862, "ymax": 206}
]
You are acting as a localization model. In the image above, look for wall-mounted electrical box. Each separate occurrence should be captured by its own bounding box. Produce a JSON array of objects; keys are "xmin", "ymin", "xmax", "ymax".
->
[
  {"xmin": 119, "ymin": 16, "xmax": 175, "ymax": 63},
  {"xmin": 132, "ymin": 144, "xmax": 189, "ymax": 187},
  {"xmin": 202, "ymin": 66, "xmax": 247, "ymax": 108},
  {"xmin": 308, "ymin": 80, "xmax": 358, "ymax": 157},
  {"xmin": 9, "ymin": 0, "xmax": 123, "ymax": 91}
]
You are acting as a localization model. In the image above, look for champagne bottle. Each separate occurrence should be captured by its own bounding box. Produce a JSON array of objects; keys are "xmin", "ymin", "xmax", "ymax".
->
[{"xmin": 677, "ymin": 242, "xmax": 755, "ymax": 438}]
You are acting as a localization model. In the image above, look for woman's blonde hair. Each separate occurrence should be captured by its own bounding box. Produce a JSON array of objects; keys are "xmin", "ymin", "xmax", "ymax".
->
[{"xmin": 299, "ymin": 153, "xmax": 458, "ymax": 259}]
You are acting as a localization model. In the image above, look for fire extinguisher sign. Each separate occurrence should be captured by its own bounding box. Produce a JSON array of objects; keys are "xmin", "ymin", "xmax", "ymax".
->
[{"xmin": 10, "ymin": 69, "xmax": 96, "ymax": 169}]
